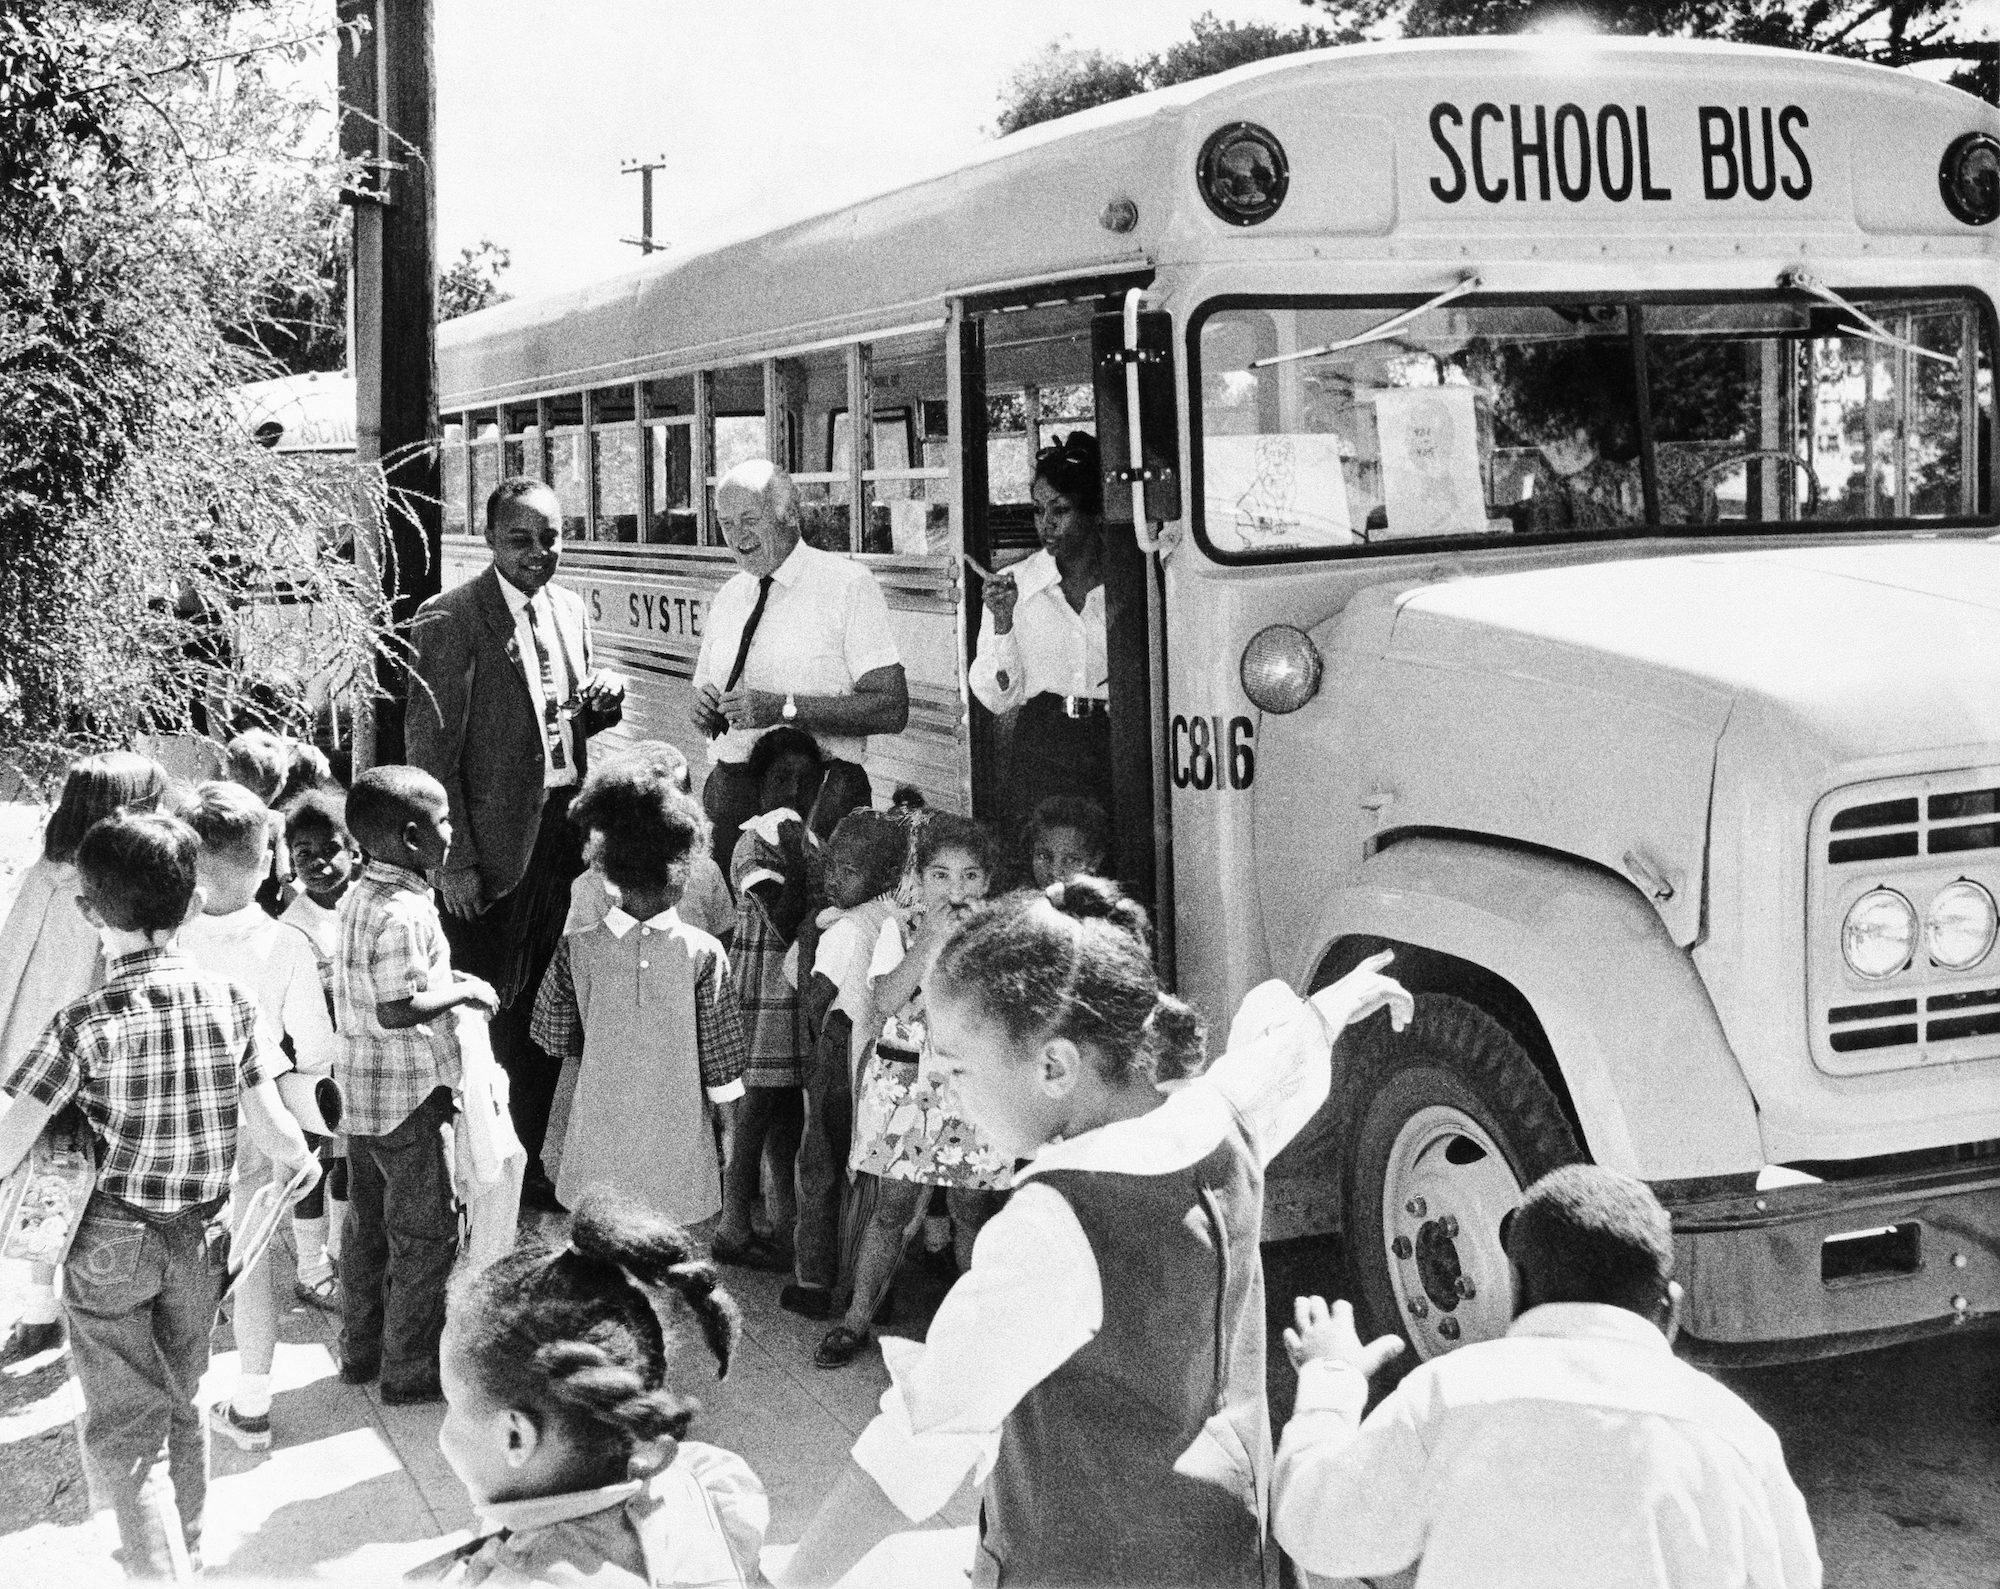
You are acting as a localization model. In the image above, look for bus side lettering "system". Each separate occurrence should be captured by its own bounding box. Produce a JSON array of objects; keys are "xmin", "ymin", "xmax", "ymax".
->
[{"xmin": 1429, "ymin": 102, "xmax": 1811, "ymax": 204}]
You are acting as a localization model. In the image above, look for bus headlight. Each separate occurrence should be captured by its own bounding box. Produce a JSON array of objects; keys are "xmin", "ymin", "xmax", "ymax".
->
[
  {"xmin": 1926, "ymin": 879, "xmax": 1998, "ymax": 971},
  {"xmin": 1842, "ymin": 888, "xmax": 1917, "ymax": 980},
  {"xmin": 1940, "ymin": 133, "xmax": 2000, "ymax": 226},
  {"xmin": 1240, "ymin": 625, "xmax": 1322, "ymax": 714}
]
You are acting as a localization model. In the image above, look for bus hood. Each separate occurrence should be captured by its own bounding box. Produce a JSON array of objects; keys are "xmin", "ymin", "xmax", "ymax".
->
[{"xmin": 1338, "ymin": 540, "xmax": 2000, "ymax": 946}]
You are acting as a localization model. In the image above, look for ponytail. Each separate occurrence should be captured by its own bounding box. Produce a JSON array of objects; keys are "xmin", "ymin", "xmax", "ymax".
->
[
  {"xmin": 931, "ymin": 876, "xmax": 1206, "ymax": 1086},
  {"xmin": 448, "ymin": 1190, "xmax": 742, "ymax": 1483}
]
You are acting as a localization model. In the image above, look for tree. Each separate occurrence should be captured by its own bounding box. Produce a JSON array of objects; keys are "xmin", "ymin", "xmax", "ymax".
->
[
  {"xmin": 995, "ymin": 0, "xmax": 2000, "ymax": 134},
  {"xmin": 994, "ymin": 13, "xmax": 1348, "ymax": 135},
  {"xmin": 0, "ymin": 1, "xmax": 396, "ymax": 780},
  {"xmin": 437, "ymin": 238, "xmax": 512, "ymax": 322},
  {"xmin": 1307, "ymin": 0, "xmax": 2000, "ymax": 99}
]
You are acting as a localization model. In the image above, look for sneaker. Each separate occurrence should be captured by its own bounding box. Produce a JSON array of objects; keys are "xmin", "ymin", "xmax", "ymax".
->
[
  {"xmin": 0, "ymin": 1319, "xmax": 63, "ymax": 1367},
  {"xmin": 209, "ymin": 1399, "xmax": 272, "ymax": 1452}
]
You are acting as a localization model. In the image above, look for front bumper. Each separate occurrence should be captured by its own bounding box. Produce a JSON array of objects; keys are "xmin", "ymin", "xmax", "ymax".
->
[{"xmin": 1664, "ymin": 1159, "xmax": 2000, "ymax": 1367}]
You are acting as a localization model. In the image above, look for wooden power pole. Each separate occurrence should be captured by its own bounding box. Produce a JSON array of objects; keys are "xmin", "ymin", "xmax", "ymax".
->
[{"xmin": 339, "ymin": 0, "xmax": 439, "ymax": 769}]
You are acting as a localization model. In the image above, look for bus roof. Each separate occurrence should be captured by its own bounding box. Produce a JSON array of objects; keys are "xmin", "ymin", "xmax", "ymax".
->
[{"xmin": 440, "ymin": 37, "xmax": 1992, "ymax": 410}]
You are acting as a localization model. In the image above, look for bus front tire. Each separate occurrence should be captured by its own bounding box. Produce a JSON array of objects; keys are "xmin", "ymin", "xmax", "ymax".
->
[{"xmin": 1339, "ymin": 993, "xmax": 1581, "ymax": 1371}]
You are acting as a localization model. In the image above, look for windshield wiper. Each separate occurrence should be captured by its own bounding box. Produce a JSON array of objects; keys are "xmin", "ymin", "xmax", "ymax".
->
[
  {"xmin": 1778, "ymin": 267, "xmax": 1958, "ymax": 370},
  {"xmin": 1250, "ymin": 273, "xmax": 1483, "ymax": 370}
]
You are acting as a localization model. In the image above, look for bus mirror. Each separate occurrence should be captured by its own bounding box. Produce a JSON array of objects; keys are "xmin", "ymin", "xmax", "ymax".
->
[{"xmin": 1093, "ymin": 311, "xmax": 1181, "ymax": 525}]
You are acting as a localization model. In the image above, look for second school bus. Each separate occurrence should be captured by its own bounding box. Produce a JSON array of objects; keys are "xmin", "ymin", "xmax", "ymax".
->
[{"xmin": 437, "ymin": 37, "xmax": 2000, "ymax": 1365}]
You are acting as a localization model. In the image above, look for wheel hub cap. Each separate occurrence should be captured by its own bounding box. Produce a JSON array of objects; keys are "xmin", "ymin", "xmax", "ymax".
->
[{"xmin": 1381, "ymin": 1104, "xmax": 1523, "ymax": 1359}]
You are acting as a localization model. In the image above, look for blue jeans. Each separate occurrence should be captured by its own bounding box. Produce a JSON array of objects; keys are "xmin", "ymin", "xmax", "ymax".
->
[
  {"xmin": 64, "ymin": 1192, "xmax": 227, "ymax": 1578},
  {"xmin": 340, "ymin": 1086, "xmax": 457, "ymax": 1391}
]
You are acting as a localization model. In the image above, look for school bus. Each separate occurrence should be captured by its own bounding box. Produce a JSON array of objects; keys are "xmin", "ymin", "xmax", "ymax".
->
[{"xmin": 437, "ymin": 36, "xmax": 2000, "ymax": 1366}]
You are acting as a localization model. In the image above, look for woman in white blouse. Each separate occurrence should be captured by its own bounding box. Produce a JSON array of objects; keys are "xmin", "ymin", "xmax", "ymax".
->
[{"xmin": 968, "ymin": 433, "xmax": 1116, "ymax": 850}]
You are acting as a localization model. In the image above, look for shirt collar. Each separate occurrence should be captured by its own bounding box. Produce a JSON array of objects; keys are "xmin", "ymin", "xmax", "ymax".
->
[
  {"xmin": 603, "ymin": 904, "xmax": 680, "ymax": 939},
  {"xmin": 769, "ymin": 538, "xmax": 811, "ymax": 589},
  {"xmin": 1012, "ymin": 549, "xmax": 1062, "ymax": 599},
  {"xmin": 104, "ymin": 940, "xmax": 178, "ymax": 974},
  {"xmin": 476, "ymin": 1475, "xmax": 643, "ymax": 1536},
  {"xmin": 186, "ymin": 903, "xmax": 269, "ymax": 941},
  {"xmin": 496, "ymin": 572, "xmax": 538, "ymax": 616},
  {"xmin": 360, "ymin": 858, "xmax": 431, "ymax": 896},
  {"xmin": 1507, "ymin": 1301, "xmax": 1673, "ymax": 1352}
]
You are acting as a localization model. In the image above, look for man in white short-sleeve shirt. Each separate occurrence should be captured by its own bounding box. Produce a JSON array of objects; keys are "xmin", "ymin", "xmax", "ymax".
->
[{"xmin": 691, "ymin": 459, "xmax": 908, "ymax": 870}]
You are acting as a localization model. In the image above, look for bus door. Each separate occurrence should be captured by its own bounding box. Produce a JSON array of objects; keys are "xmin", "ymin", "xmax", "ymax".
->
[{"xmin": 960, "ymin": 287, "xmax": 1162, "ymax": 908}]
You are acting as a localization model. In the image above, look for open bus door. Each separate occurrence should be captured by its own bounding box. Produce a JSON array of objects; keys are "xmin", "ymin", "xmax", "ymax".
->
[{"xmin": 957, "ymin": 282, "xmax": 1173, "ymax": 963}]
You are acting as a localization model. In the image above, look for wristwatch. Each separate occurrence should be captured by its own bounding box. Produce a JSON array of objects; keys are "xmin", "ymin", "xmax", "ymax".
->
[{"xmin": 781, "ymin": 693, "xmax": 798, "ymax": 721}]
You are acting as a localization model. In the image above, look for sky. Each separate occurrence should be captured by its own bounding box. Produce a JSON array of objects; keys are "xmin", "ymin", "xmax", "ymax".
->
[{"xmin": 432, "ymin": 0, "xmax": 1325, "ymax": 300}]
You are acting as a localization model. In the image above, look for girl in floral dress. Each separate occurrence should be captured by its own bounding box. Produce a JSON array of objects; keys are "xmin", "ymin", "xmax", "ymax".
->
[{"xmin": 816, "ymin": 814, "xmax": 1008, "ymax": 1369}]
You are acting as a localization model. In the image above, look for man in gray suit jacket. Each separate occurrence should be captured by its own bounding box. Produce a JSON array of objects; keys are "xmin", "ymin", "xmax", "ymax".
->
[{"xmin": 406, "ymin": 478, "xmax": 623, "ymax": 1205}]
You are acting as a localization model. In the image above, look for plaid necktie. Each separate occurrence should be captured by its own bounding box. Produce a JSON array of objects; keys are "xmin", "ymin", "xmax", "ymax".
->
[
  {"xmin": 522, "ymin": 596, "xmax": 566, "ymax": 771},
  {"xmin": 725, "ymin": 576, "xmax": 774, "ymax": 692}
]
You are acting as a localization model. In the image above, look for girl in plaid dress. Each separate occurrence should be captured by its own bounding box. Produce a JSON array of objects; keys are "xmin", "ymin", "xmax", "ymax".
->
[{"xmin": 712, "ymin": 726, "xmax": 825, "ymax": 1270}]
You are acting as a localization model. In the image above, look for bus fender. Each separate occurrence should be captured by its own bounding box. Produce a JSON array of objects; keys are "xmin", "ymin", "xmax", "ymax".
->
[{"xmin": 1300, "ymin": 835, "xmax": 1764, "ymax": 1182}]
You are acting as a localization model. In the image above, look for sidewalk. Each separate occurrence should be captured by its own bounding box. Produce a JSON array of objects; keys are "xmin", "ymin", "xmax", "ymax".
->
[{"xmin": 0, "ymin": 1220, "xmax": 977, "ymax": 1586}]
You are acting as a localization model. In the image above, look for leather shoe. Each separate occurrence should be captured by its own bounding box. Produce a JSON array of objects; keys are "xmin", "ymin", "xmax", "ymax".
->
[
  {"xmin": 338, "ymin": 1357, "xmax": 379, "ymax": 1385},
  {"xmin": 381, "ymin": 1376, "xmax": 443, "ymax": 1405},
  {"xmin": 778, "ymin": 1284, "xmax": 832, "ymax": 1320}
]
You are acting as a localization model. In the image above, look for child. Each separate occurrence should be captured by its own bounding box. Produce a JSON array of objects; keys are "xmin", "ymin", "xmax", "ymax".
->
[
  {"xmin": 0, "ymin": 811, "xmax": 316, "ymax": 1576},
  {"xmin": 562, "ymin": 743, "xmax": 734, "ymax": 946},
  {"xmin": 1025, "ymin": 794, "xmax": 1109, "ymax": 889},
  {"xmin": 1272, "ymin": 1165, "xmax": 1822, "ymax": 1589},
  {"xmin": 334, "ymin": 766, "xmax": 498, "ymax": 1402},
  {"xmin": 279, "ymin": 790, "xmax": 356, "ymax": 1000},
  {"xmin": 531, "ymin": 769, "xmax": 746, "ymax": 1227},
  {"xmin": 178, "ymin": 781, "xmax": 338, "ymax": 1453},
  {"xmin": 413, "ymin": 1190, "xmax": 766, "ymax": 1586},
  {"xmin": 223, "ymin": 729, "xmax": 296, "ymax": 916},
  {"xmin": 815, "ymin": 814, "xmax": 1009, "ymax": 1369},
  {"xmin": 0, "ymin": 750, "xmax": 166, "ymax": 1365},
  {"xmin": 712, "ymin": 726, "xmax": 826, "ymax": 1271},
  {"xmin": 781, "ymin": 808, "xmax": 909, "ymax": 1320},
  {"xmin": 279, "ymin": 790, "xmax": 357, "ymax": 1304},
  {"xmin": 783, "ymin": 887, "xmax": 1410, "ymax": 1589}
]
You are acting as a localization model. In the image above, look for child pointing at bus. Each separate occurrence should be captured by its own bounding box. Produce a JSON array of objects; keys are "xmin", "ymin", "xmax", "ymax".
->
[{"xmin": 780, "ymin": 885, "xmax": 1410, "ymax": 1588}]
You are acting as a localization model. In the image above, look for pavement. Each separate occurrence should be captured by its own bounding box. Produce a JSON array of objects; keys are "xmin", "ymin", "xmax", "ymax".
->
[{"xmin": 0, "ymin": 1217, "xmax": 977, "ymax": 1587}]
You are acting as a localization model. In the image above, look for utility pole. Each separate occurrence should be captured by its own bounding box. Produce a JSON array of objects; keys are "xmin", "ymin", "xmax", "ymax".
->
[
  {"xmin": 621, "ymin": 156, "xmax": 670, "ymax": 255},
  {"xmin": 339, "ymin": 0, "xmax": 439, "ymax": 769}
]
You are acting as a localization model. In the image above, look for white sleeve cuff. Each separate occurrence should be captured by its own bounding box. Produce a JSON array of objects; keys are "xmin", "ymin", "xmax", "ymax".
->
[
  {"xmin": 1291, "ymin": 1358, "xmax": 1371, "ymax": 1421},
  {"xmin": 851, "ymin": 1338, "xmax": 1001, "ymax": 1522},
  {"xmin": 705, "ymin": 1079, "xmax": 746, "ymax": 1105}
]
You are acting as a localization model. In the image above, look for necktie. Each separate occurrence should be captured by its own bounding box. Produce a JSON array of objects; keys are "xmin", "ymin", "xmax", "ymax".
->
[
  {"xmin": 522, "ymin": 596, "xmax": 567, "ymax": 771},
  {"xmin": 724, "ymin": 576, "xmax": 773, "ymax": 692}
]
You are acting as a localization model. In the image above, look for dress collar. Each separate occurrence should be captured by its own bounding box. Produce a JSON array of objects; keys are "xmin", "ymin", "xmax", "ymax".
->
[
  {"xmin": 476, "ymin": 1476, "xmax": 643, "ymax": 1536},
  {"xmin": 739, "ymin": 807, "xmax": 805, "ymax": 848},
  {"xmin": 1508, "ymin": 1301, "xmax": 1673, "ymax": 1352},
  {"xmin": 603, "ymin": 905, "xmax": 680, "ymax": 939}
]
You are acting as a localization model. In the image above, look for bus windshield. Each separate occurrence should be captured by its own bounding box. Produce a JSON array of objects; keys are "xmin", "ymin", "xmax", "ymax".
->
[{"xmin": 1194, "ymin": 292, "xmax": 1995, "ymax": 558}]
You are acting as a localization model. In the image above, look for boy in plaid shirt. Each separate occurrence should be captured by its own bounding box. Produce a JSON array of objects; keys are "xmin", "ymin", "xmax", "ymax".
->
[
  {"xmin": 0, "ymin": 812, "xmax": 316, "ymax": 1577},
  {"xmin": 333, "ymin": 767, "xmax": 496, "ymax": 1402}
]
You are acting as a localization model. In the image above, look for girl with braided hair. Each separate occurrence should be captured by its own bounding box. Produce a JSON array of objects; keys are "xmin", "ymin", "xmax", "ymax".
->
[
  {"xmin": 782, "ymin": 880, "xmax": 1411, "ymax": 1589},
  {"xmin": 416, "ymin": 1191, "xmax": 767, "ymax": 1587}
]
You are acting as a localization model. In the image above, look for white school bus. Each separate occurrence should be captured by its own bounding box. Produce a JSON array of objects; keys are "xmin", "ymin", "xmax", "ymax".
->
[{"xmin": 437, "ymin": 37, "xmax": 2000, "ymax": 1365}]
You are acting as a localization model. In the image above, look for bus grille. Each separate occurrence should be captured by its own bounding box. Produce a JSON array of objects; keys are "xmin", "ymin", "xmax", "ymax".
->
[{"xmin": 1810, "ymin": 770, "xmax": 2000, "ymax": 1076}]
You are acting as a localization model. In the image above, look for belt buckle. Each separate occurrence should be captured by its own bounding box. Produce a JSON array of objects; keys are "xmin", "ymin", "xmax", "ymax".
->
[{"xmin": 1063, "ymin": 695, "xmax": 1087, "ymax": 719}]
